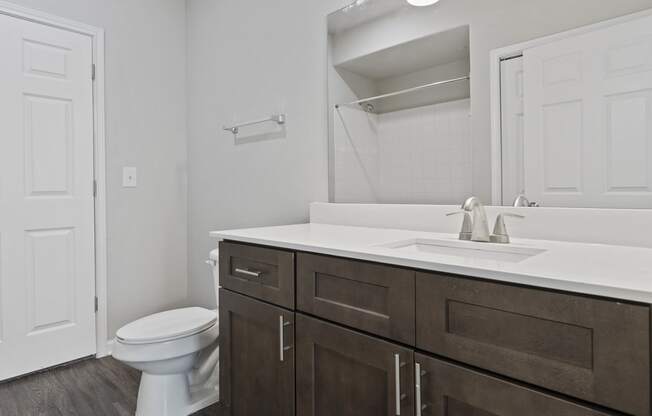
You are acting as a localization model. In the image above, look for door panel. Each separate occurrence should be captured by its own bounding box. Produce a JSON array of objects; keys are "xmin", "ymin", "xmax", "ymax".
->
[
  {"xmin": 25, "ymin": 228, "xmax": 76, "ymax": 334},
  {"xmin": 523, "ymin": 13, "xmax": 652, "ymax": 208},
  {"xmin": 415, "ymin": 354, "xmax": 614, "ymax": 416},
  {"xmin": 415, "ymin": 272, "xmax": 650, "ymax": 416},
  {"xmin": 297, "ymin": 253, "xmax": 415, "ymax": 344},
  {"xmin": 296, "ymin": 313, "xmax": 414, "ymax": 416},
  {"xmin": 0, "ymin": 13, "xmax": 96, "ymax": 380},
  {"xmin": 24, "ymin": 95, "xmax": 73, "ymax": 195},
  {"xmin": 219, "ymin": 290, "xmax": 295, "ymax": 416}
]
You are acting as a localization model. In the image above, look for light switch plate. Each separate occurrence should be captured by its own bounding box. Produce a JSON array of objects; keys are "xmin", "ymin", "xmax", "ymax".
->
[{"xmin": 122, "ymin": 167, "xmax": 137, "ymax": 188}]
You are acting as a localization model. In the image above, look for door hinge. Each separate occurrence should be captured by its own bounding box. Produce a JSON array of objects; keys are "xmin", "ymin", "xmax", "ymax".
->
[
  {"xmin": 93, "ymin": 179, "xmax": 97, "ymax": 197},
  {"xmin": 91, "ymin": 64, "xmax": 96, "ymax": 81},
  {"xmin": 94, "ymin": 296, "xmax": 99, "ymax": 313}
]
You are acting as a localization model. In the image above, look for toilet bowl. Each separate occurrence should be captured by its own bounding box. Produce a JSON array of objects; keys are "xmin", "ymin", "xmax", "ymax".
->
[{"xmin": 112, "ymin": 250, "xmax": 220, "ymax": 416}]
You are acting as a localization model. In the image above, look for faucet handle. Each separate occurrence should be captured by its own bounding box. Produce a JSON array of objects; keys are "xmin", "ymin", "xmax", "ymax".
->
[
  {"xmin": 491, "ymin": 213, "xmax": 524, "ymax": 244},
  {"xmin": 501, "ymin": 213, "xmax": 525, "ymax": 220},
  {"xmin": 447, "ymin": 211, "xmax": 473, "ymax": 241}
]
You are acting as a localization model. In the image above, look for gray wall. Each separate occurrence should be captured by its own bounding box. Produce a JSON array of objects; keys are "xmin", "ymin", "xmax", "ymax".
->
[
  {"xmin": 186, "ymin": 0, "xmax": 350, "ymax": 308},
  {"xmin": 8, "ymin": 0, "xmax": 189, "ymax": 337}
]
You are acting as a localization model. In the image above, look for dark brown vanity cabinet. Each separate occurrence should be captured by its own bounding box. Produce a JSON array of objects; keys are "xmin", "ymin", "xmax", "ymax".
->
[
  {"xmin": 296, "ymin": 314, "xmax": 414, "ymax": 416},
  {"xmin": 219, "ymin": 290, "xmax": 295, "ymax": 416},
  {"xmin": 218, "ymin": 241, "xmax": 651, "ymax": 416}
]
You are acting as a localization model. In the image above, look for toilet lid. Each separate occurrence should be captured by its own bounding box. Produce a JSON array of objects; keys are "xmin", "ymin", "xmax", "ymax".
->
[{"xmin": 116, "ymin": 307, "xmax": 217, "ymax": 344}]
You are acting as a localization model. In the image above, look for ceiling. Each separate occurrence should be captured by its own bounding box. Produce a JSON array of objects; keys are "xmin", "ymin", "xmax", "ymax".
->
[{"xmin": 328, "ymin": 0, "xmax": 406, "ymax": 34}]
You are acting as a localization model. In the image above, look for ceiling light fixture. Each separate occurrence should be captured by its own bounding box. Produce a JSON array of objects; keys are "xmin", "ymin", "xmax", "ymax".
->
[{"xmin": 406, "ymin": 0, "xmax": 441, "ymax": 6}]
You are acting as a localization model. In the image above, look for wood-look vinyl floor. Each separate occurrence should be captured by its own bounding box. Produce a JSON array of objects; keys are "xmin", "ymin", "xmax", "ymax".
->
[{"xmin": 0, "ymin": 357, "xmax": 222, "ymax": 416}]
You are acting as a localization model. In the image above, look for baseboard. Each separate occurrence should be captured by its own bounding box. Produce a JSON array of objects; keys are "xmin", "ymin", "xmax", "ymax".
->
[{"xmin": 97, "ymin": 339, "xmax": 114, "ymax": 358}]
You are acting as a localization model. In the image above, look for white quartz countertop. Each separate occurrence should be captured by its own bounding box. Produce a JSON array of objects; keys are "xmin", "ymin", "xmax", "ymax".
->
[{"xmin": 210, "ymin": 223, "xmax": 652, "ymax": 304}]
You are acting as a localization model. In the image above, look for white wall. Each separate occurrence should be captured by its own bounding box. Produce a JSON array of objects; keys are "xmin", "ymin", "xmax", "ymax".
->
[
  {"xmin": 186, "ymin": 0, "xmax": 351, "ymax": 308},
  {"xmin": 6, "ymin": 0, "xmax": 189, "ymax": 337},
  {"xmin": 331, "ymin": 0, "xmax": 652, "ymax": 202}
]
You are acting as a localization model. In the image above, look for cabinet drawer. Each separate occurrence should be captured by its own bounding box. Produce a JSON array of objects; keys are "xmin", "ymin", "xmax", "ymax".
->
[
  {"xmin": 296, "ymin": 314, "xmax": 414, "ymax": 416},
  {"xmin": 415, "ymin": 354, "xmax": 615, "ymax": 416},
  {"xmin": 297, "ymin": 253, "xmax": 415, "ymax": 344},
  {"xmin": 219, "ymin": 241, "xmax": 295, "ymax": 309},
  {"xmin": 416, "ymin": 272, "xmax": 650, "ymax": 416}
]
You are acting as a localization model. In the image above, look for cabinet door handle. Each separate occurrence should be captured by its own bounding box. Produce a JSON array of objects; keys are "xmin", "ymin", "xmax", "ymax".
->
[
  {"xmin": 415, "ymin": 362, "xmax": 422, "ymax": 416},
  {"xmin": 279, "ymin": 315, "xmax": 292, "ymax": 362},
  {"xmin": 394, "ymin": 353, "xmax": 401, "ymax": 415},
  {"xmin": 234, "ymin": 267, "xmax": 262, "ymax": 278}
]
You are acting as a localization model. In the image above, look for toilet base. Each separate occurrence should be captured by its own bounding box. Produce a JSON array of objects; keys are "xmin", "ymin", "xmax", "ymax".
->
[
  {"xmin": 134, "ymin": 360, "xmax": 220, "ymax": 416},
  {"xmin": 136, "ymin": 373, "xmax": 190, "ymax": 416}
]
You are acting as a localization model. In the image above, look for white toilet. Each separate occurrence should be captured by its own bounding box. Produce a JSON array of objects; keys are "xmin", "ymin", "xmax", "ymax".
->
[{"xmin": 112, "ymin": 250, "xmax": 220, "ymax": 416}]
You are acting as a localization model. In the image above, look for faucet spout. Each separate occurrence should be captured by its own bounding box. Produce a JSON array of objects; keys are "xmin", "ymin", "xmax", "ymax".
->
[{"xmin": 461, "ymin": 197, "xmax": 491, "ymax": 242}]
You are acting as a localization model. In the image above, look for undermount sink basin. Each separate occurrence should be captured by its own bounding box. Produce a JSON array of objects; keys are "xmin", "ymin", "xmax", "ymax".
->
[{"xmin": 381, "ymin": 238, "xmax": 546, "ymax": 263}]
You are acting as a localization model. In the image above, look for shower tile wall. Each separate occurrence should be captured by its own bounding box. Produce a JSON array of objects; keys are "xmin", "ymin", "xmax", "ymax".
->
[
  {"xmin": 333, "ymin": 105, "xmax": 380, "ymax": 202},
  {"xmin": 334, "ymin": 98, "xmax": 472, "ymax": 204}
]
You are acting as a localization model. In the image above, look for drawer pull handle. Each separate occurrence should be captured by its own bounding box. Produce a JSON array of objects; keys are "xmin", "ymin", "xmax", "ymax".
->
[
  {"xmin": 394, "ymin": 353, "xmax": 402, "ymax": 415},
  {"xmin": 234, "ymin": 267, "xmax": 262, "ymax": 278},
  {"xmin": 279, "ymin": 316, "xmax": 292, "ymax": 362}
]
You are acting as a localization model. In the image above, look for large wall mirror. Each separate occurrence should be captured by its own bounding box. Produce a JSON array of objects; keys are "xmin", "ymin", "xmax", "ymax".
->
[{"xmin": 327, "ymin": 0, "xmax": 652, "ymax": 208}]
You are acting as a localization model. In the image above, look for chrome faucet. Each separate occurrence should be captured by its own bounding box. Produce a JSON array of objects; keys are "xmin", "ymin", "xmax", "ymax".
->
[
  {"xmin": 448, "ymin": 197, "xmax": 490, "ymax": 242},
  {"xmin": 513, "ymin": 194, "xmax": 539, "ymax": 207},
  {"xmin": 446, "ymin": 210, "xmax": 473, "ymax": 241},
  {"xmin": 490, "ymin": 213, "xmax": 525, "ymax": 244}
]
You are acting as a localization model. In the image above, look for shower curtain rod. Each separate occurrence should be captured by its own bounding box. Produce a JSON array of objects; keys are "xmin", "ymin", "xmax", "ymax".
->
[{"xmin": 335, "ymin": 75, "xmax": 470, "ymax": 108}]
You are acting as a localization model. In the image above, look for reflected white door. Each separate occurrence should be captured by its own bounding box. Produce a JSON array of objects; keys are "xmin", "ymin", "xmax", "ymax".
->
[
  {"xmin": 0, "ymin": 13, "xmax": 96, "ymax": 380},
  {"xmin": 500, "ymin": 56, "xmax": 525, "ymax": 205},
  {"xmin": 523, "ymin": 14, "xmax": 652, "ymax": 208}
]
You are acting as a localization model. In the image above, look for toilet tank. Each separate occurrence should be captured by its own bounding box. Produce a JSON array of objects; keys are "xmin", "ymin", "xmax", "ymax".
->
[{"xmin": 209, "ymin": 249, "xmax": 219, "ymax": 308}]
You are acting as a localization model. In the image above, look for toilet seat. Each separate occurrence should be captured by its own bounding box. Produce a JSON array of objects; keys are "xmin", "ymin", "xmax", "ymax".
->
[{"xmin": 117, "ymin": 307, "xmax": 217, "ymax": 345}]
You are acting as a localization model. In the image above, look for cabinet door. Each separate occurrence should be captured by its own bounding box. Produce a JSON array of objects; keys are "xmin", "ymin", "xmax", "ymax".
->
[
  {"xmin": 296, "ymin": 314, "xmax": 414, "ymax": 416},
  {"xmin": 415, "ymin": 354, "xmax": 614, "ymax": 416},
  {"xmin": 219, "ymin": 290, "xmax": 295, "ymax": 416},
  {"xmin": 416, "ymin": 272, "xmax": 650, "ymax": 416},
  {"xmin": 297, "ymin": 253, "xmax": 415, "ymax": 344},
  {"xmin": 219, "ymin": 241, "xmax": 295, "ymax": 309}
]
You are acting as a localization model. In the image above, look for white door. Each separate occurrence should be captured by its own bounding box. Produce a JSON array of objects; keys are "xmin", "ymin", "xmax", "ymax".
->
[
  {"xmin": 523, "ymin": 14, "xmax": 652, "ymax": 208},
  {"xmin": 500, "ymin": 56, "xmax": 525, "ymax": 205},
  {"xmin": 0, "ymin": 13, "xmax": 96, "ymax": 380}
]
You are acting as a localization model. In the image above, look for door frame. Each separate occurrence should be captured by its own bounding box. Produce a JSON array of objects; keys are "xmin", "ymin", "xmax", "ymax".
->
[
  {"xmin": 0, "ymin": 1, "xmax": 109, "ymax": 357},
  {"xmin": 489, "ymin": 7, "xmax": 652, "ymax": 206}
]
